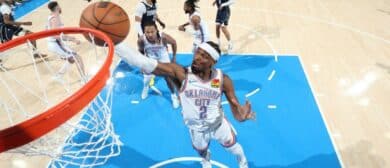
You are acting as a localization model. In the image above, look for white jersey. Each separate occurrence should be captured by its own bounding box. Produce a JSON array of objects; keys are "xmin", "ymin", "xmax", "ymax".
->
[
  {"xmin": 142, "ymin": 33, "xmax": 170, "ymax": 63},
  {"xmin": 47, "ymin": 14, "xmax": 64, "ymax": 42},
  {"xmin": 189, "ymin": 11, "xmax": 210, "ymax": 45},
  {"xmin": 179, "ymin": 68, "xmax": 224, "ymax": 131},
  {"xmin": 47, "ymin": 14, "xmax": 75, "ymax": 58}
]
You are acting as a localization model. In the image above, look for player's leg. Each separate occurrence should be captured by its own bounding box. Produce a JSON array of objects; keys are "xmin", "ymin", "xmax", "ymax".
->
[
  {"xmin": 160, "ymin": 54, "xmax": 180, "ymax": 108},
  {"xmin": 141, "ymin": 73, "xmax": 153, "ymax": 99},
  {"xmin": 220, "ymin": 9, "xmax": 233, "ymax": 51},
  {"xmin": 214, "ymin": 118, "xmax": 248, "ymax": 168},
  {"xmin": 189, "ymin": 129, "xmax": 212, "ymax": 168},
  {"xmin": 215, "ymin": 11, "xmax": 222, "ymax": 46},
  {"xmin": 21, "ymin": 30, "xmax": 47, "ymax": 58},
  {"xmin": 48, "ymin": 40, "xmax": 82, "ymax": 80}
]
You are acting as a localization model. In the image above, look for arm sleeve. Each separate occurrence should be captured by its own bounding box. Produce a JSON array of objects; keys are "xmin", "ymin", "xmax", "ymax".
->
[{"xmin": 115, "ymin": 43, "xmax": 158, "ymax": 73}]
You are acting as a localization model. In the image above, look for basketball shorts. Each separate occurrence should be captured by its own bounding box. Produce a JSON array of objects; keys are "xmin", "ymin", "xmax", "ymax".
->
[
  {"xmin": 189, "ymin": 118, "xmax": 237, "ymax": 151},
  {"xmin": 48, "ymin": 39, "xmax": 77, "ymax": 59},
  {"xmin": 216, "ymin": 7, "xmax": 231, "ymax": 26}
]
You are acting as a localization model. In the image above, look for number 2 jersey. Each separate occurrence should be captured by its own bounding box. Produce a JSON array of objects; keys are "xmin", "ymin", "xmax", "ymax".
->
[{"xmin": 179, "ymin": 67, "xmax": 224, "ymax": 131}]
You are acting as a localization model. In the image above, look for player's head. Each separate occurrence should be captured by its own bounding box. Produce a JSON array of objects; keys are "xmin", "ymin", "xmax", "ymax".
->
[
  {"xmin": 48, "ymin": 1, "xmax": 61, "ymax": 14},
  {"xmin": 191, "ymin": 41, "xmax": 221, "ymax": 73},
  {"xmin": 184, "ymin": 0, "xmax": 199, "ymax": 14},
  {"xmin": 143, "ymin": 21, "xmax": 160, "ymax": 42}
]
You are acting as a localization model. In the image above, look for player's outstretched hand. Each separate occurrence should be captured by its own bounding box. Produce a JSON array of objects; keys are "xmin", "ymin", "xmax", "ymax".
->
[
  {"xmin": 238, "ymin": 100, "xmax": 256, "ymax": 122},
  {"xmin": 178, "ymin": 25, "xmax": 186, "ymax": 31}
]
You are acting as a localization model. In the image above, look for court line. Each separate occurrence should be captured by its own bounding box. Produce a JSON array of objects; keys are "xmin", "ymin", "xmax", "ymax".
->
[
  {"xmin": 149, "ymin": 157, "xmax": 228, "ymax": 168},
  {"xmin": 245, "ymin": 88, "xmax": 260, "ymax": 98},
  {"xmin": 229, "ymin": 7, "xmax": 390, "ymax": 45},
  {"xmin": 298, "ymin": 56, "xmax": 345, "ymax": 167},
  {"xmin": 268, "ymin": 69, "xmax": 276, "ymax": 81}
]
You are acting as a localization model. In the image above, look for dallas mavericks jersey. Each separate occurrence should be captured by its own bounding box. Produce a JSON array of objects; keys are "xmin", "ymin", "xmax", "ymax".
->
[
  {"xmin": 179, "ymin": 68, "xmax": 224, "ymax": 131},
  {"xmin": 189, "ymin": 11, "xmax": 209, "ymax": 45},
  {"xmin": 216, "ymin": 0, "xmax": 231, "ymax": 9},
  {"xmin": 142, "ymin": 32, "xmax": 168, "ymax": 60},
  {"xmin": 141, "ymin": 2, "xmax": 157, "ymax": 27}
]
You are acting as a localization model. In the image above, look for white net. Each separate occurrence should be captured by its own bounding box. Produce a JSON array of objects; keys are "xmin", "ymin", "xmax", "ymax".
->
[{"xmin": 0, "ymin": 28, "xmax": 121, "ymax": 167}]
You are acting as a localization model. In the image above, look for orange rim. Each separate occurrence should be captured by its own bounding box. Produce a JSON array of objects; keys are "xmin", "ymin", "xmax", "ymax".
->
[{"xmin": 0, "ymin": 27, "xmax": 114, "ymax": 152}]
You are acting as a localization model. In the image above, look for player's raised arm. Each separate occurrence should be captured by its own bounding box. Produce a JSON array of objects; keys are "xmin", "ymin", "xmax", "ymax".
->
[
  {"xmin": 162, "ymin": 33, "xmax": 177, "ymax": 63},
  {"xmin": 115, "ymin": 43, "xmax": 185, "ymax": 81},
  {"xmin": 223, "ymin": 74, "xmax": 255, "ymax": 122}
]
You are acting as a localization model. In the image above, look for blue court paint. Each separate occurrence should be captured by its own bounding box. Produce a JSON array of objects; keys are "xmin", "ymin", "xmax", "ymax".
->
[
  {"xmin": 13, "ymin": 0, "xmax": 49, "ymax": 20},
  {"xmin": 54, "ymin": 54, "xmax": 341, "ymax": 168}
]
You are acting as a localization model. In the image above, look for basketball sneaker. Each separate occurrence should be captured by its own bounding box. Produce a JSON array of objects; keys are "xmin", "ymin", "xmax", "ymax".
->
[{"xmin": 227, "ymin": 42, "xmax": 233, "ymax": 53}]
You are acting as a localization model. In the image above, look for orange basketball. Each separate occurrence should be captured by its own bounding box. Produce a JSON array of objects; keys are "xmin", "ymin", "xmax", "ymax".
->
[{"xmin": 79, "ymin": 1, "xmax": 130, "ymax": 46}]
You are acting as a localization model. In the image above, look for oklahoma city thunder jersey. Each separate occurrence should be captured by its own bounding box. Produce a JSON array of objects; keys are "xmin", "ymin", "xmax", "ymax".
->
[
  {"xmin": 179, "ymin": 68, "xmax": 224, "ymax": 131},
  {"xmin": 189, "ymin": 11, "xmax": 210, "ymax": 45},
  {"xmin": 142, "ymin": 32, "xmax": 168, "ymax": 60}
]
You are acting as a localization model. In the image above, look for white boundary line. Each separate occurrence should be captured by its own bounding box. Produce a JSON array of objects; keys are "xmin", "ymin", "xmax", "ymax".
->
[
  {"xmin": 298, "ymin": 56, "xmax": 345, "ymax": 167},
  {"xmin": 149, "ymin": 157, "xmax": 228, "ymax": 168}
]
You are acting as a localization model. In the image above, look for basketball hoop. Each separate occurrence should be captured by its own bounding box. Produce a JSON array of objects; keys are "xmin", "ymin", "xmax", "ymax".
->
[{"xmin": 0, "ymin": 27, "xmax": 121, "ymax": 167}]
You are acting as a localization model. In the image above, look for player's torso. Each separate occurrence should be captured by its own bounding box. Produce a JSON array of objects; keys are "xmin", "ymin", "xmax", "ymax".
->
[
  {"xmin": 141, "ymin": 2, "xmax": 157, "ymax": 22},
  {"xmin": 142, "ymin": 33, "xmax": 168, "ymax": 60},
  {"xmin": 179, "ymin": 68, "xmax": 224, "ymax": 131},
  {"xmin": 189, "ymin": 11, "xmax": 210, "ymax": 43},
  {"xmin": 47, "ymin": 15, "xmax": 64, "ymax": 41}
]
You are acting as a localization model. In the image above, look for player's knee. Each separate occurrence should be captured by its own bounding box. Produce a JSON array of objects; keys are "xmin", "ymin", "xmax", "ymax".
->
[{"xmin": 192, "ymin": 143, "xmax": 208, "ymax": 152}]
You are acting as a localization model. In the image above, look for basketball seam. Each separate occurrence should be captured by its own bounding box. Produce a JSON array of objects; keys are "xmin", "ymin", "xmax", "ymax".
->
[
  {"xmin": 81, "ymin": 16, "xmax": 127, "ymax": 38},
  {"xmin": 97, "ymin": 19, "xmax": 129, "ymax": 25},
  {"xmin": 94, "ymin": 3, "xmax": 117, "ymax": 29}
]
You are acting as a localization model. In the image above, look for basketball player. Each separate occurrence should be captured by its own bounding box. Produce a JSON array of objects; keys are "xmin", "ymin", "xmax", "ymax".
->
[
  {"xmin": 178, "ymin": 0, "xmax": 210, "ymax": 53},
  {"xmin": 115, "ymin": 41, "xmax": 254, "ymax": 168},
  {"xmin": 213, "ymin": 0, "xmax": 234, "ymax": 52},
  {"xmin": 0, "ymin": 0, "xmax": 46, "ymax": 58},
  {"xmin": 137, "ymin": 21, "xmax": 179, "ymax": 108},
  {"xmin": 47, "ymin": 1, "xmax": 85, "ymax": 81},
  {"xmin": 135, "ymin": 0, "xmax": 166, "ymax": 37}
]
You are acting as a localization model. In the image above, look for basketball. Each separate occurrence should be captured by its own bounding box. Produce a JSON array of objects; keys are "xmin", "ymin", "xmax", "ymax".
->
[{"xmin": 79, "ymin": 1, "xmax": 130, "ymax": 46}]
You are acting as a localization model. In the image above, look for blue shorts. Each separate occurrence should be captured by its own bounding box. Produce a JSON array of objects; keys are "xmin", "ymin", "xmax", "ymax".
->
[
  {"xmin": 0, "ymin": 24, "xmax": 24, "ymax": 43},
  {"xmin": 215, "ymin": 7, "xmax": 231, "ymax": 26}
]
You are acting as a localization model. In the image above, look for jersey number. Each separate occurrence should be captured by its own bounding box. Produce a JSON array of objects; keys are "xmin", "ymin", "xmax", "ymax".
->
[{"xmin": 199, "ymin": 106, "xmax": 207, "ymax": 119}]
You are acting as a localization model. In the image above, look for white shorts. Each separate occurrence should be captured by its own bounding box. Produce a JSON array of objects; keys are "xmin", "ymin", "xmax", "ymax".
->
[
  {"xmin": 189, "ymin": 118, "xmax": 236, "ymax": 151},
  {"xmin": 48, "ymin": 40, "xmax": 76, "ymax": 59}
]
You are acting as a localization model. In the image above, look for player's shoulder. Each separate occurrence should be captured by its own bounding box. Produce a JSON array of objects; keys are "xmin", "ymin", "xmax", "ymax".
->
[{"xmin": 136, "ymin": 1, "xmax": 147, "ymax": 9}]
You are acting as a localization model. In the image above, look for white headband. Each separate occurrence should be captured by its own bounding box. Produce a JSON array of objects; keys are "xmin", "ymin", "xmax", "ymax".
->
[{"xmin": 198, "ymin": 42, "xmax": 220, "ymax": 61}]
